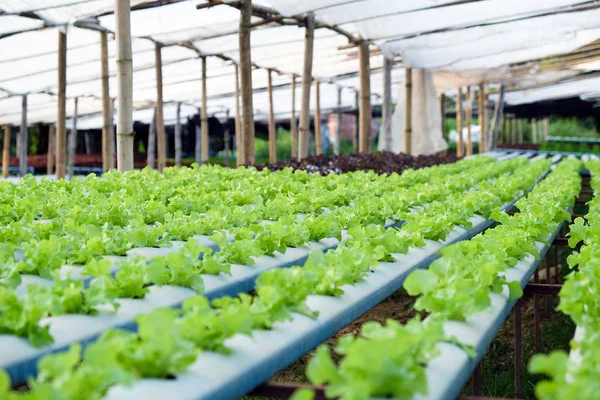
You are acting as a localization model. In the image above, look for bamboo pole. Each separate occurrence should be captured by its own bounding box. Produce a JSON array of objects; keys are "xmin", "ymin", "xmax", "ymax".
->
[
  {"xmin": 297, "ymin": 13, "xmax": 314, "ymax": 160},
  {"xmin": 335, "ymin": 87, "xmax": 342, "ymax": 156},
  {"xmin": 239, "ymin": 0, "xmax": 255, "ymax": 164},
  {"xmin": 358, "ymin": 41, "xmax": 371, "ymax": 154},
  {"xmin": 532, "ymin": 118, "xmax": 537, "ymax": 144},
  {"xmin": 465, "ymin": 86, "xmax": 472, "ymax": 156},
  {"xmin": 109, "ymin": 99, "xmax": 115, "ymax": 169},
  {"xmin": 175, "ymin": 102, "xmax": 182, "ymax": 167},
  {"xmin": 224, "ymin": 110, "xmax": 231, "ymax": 166},
  {"xmin": 234, "ymin": 64, "xmax": 243, "ymax": 165},
  {"xmin": 353, "ymin": 90, "xmax": 359, "ymax": 152},
  {"xmin": 47, "ymin": 124, "xmax": 55, "ymax": 175},
  {"xmin": 2, "ymin": 126, "xmax": 11, "ymax": 177},
  {"xmin": 544, "ymin": 118, "xmax": 550, "ymax": 141},
  {"xmin": 290, "ymin": 74, "xmax": 298, "ymax": 158},
  {"xmin": 404, "ymin": 68, "xmax": 413, "ymax": 155},
  {"xmin": 68, "ymin": 97, "xmax": 78, "ymax": 179},
  {"xmin": 155, "ymin": 43, "xmax": 166, "ymax": 171},
  {"xmin": 195, "ymin": 108, "xmax": 201, "ymax": 163},
  {"xmin": 84, "ymin": 132, "xmax": 91, "ymax": 154},
  {"xmin": 500, "ymin": 113, "xmax": 506, "ymax": 145},
  {"xmin": 56, "ymin": 30, "xmax": 67, "ymax": 179},
  {"xmin": 2, "ymin": 125, "xmax": 9, "ymax": 179},
  {"xmin": 267, "ymin": 69, "xmax": 277, "ymax": 162},
  {"xmin": 440, "ymin": 93, "xmax": 446, "ymax": 145},
  {"xmin": 147, "ymin": 107, "xmax": 156, "ymax": 168},
  {"xmin": 314, "ymin": 79, "xmax": 322, "ymax": 156},
  {"xmin": 518, "ymin": 119, "xmax": 524, "ymax": 144},
  {"xmin": 201, "ymin": 56, "xmax": 209, "ymax": 163},
  {"xmin": 100, "ymin": 31, "xmax": 111, "ymax": 172},
  {"xmin": 115, "ymin": 0, "xmax": 134, "ymax": 172},
  {"xmin": 383, "ymin": 57, "xmax": 392, "ymax": 152},
  {"xmin": 490, "ymin": 84, "xmax": 505, "ymax": 150},
  {"xmin": 456, "ymin": 87, "xmax": 463, "ymax": 157},
  {"xmin": 478, "ymin": 83, "xmax": 486, "ymax": 153},
  {"xmin": 19, "ymin": 95, "xmax": 28, "ymax": 177}
]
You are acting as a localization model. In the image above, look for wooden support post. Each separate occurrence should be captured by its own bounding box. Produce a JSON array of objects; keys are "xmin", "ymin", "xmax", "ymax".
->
[
  {"xmin": 354, "ymin": 90, "xmax": 359, "ymax": 153},
  {"xmin": 544, "ymin": 117, "xmax": 550, "ymax": 141},
  {"xmin": 500, "ymin": 113, "xmax": 506, "ymax": 145},
  {"xmin": 19, "ymin": 95, "xmax": 28, "ymax": 176},
  {"xmin": 109, "ymin": 99, "xmax": 116, "ymax": 169},
  {"xmin": 195, "ymin": 107, "xmax": 201, "ymax": 163},
  {"xmin": 297, "ymin": 13, "xmax": 314, "ymax": 160},
  {"xmin": 532, "ymin": 118, "xmax": 537, "ymax": 144},
  {"xmin": 234, "ymin": 64, "xmax": 243, "ymax": 165},
  {"xmin": 314, "ymin": 79, "xmax": 322, "ymax": 156},
  {"xmin": 115, "ymin": 0, "xmax": 134, "ymax": 172},
  {"xmin": 3, "ymin": 125, "xmax": 10, "ymax": 179},
  {"xmin": 239, "ymin": 0, "xmax": 255, "ymax": 164},
  {"xmin": 465, "ymin": 86, "xmax": 472, "ymax": 156},
  {"xmin": 267, "ymin": 69, "xmax": 277, "ymax": 162},
  {"xmin": 382, "ymin": 57, "xmax": 392, "ymax": 152},
  {"xmin": 518, "ymin": 119, "xmax": 524, "ymax": 144},
  {"xmin": 490, "ymin": 84, "xmax": 506, "ymax": 150},
  {"xmin": 404, "ymin": 68, "xmax": 413, "ymax": 155},
  {"xmin": 175, "ymin": 102, "xmax": 182, "ymax": 167},
  {"xmin": 56, "ymin": 30, "xmax": 67, "ymax": 179},
  {"xmin": 155, "ymin": 43, "xmax": 166, "ymax": 171},
  {"xmin": 440, "ymin": 93, "xmax": 446, "ymax": 143},
  {"xmin": 456, "ymin": 87, "xmax": 463, "ymax": 157},
  {"xmin": 224, "ymin": 110, "xmax": 231, "ymax": 166},
  {"xmin": 68, "ymin": 97, "xmax": 78, "ymax": 179},
  {"xmin": 358, "ymin": 41, "xmax": 371, "ymax": 153},
  {"xmin": 201, "ymin": 56, "xmax": 209, "ymax": 163},
  {"xmin": 147, "ymin": 107, "xmax": 156, "ymax": 168},
  {"xmin": 335, "ymin": 87, "xmax": 342, "ymax": 156},
  {"xmin": 290, "ymin": 74, "xmax": 297, "ymax": 159},
  {"xmin": 478, "ymin": 82, "xmax": 486, "ymax": 153},
  {"xmin": 47, "ymin": 124, "xmax": 55, "ymax": 175},
  {"xmin": 100, "ymin": 31, "xmax": 111, "ymax": 172}
]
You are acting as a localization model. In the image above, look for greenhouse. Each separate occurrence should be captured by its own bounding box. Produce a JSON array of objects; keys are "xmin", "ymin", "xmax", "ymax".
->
[{"xmin": 0, "ymin": 1, "xmax": 600, "ymax": 400}]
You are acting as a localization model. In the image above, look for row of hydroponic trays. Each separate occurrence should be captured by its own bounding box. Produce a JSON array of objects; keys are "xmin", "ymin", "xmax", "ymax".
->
[{"xmin": 0, "ymin": 149, "xmax": 590, "ymax": 400}]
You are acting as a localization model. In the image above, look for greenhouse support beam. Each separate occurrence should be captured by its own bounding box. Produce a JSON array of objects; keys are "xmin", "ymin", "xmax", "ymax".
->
[
  {"xmin": 100, "ymin": 31, "xmax": 111, "ymax": 173},
  {"xmin": 382, "ymin": 57, "xmax": 392, "ymax": 152},
  {"xmin": 147, "ymin": 107, "xmax": 156, "ymax": 168},
  {"xmin": 175, "ymin": 102, "xmax": 182, "ymax": 167},
  {"xmin": 267, "ymin": 69, "xmax": 276, "ymax": 163},
  {"xmin": 234, "ymin": 64, "xmax": 243, "ymax": 165},
  {"xmin": 358, "ymin": 41, "xmax": 371, "ymax": 154},
  {"xmin": 518, "ymin": 119, "xmax": 523, "ymax": 144},
  {"xmin": 224, "ymin": 109, "xmax": 231, "ymax": 166},
  {"xmin": 68, "ymin": 97, "xmax": 78, "ymax": 179},
  {"xmin": 195, "ymin": 107, "xmax": 201, "ymax": 162},
  {"xmin": 490, "ymin": 84, "xmax": 505, "ymax": 150},
  {"xmin": 290, "ymin": 74, "xmax": 297, "ymax": 159},
  {"xmin": 465, "ymin": 86, "xmax": 472, "ymax": 156},
  {"xmin": 441, "ymin": 94, "xmax": 446, "ymax": 147},
  {"xmin": 2, "ymin": 125, "xmax": 10, "ymax": 179},
  {"xmin": 115, "ymin": 0, "xmax": 134, "ymax": 172},
  {"xmin": 478, "ymin": 83, "xmax": 486, "ymax": 153},
  {"xmin": 354, "ymin": 90, "xmax": 359, "ymax": 152},
  {"xmin": 155, "ymin": 43, "xmax": 166, "ymax": 171},
  {"xmin": 47, "ymin": 125, "xmax": 55, "ymax": 175},
  {"xmin": 404, "ymin": 67, "xmax": 413, "ymax": 156},
  {"xmin": 110, "ymin": 99, "xmax": 116, "ymax": 169},
  {"xmin": 201, "ymin": 56, "xmax": 209, "ymax": 163},
  {"xmin": 56, "ymin": 30, "xmax": 67, "ymax": 179},
  {"xmin": 314, "ymin": 79, "xmax": 322, "ymax": 156},
  {"xmin": 239, "ymin": 0, "xmax": 255, "ymax": 164},
  {"xmin": 456, "ymin": 87, "xmax": 464, "ymax": 157},
  {"xmin": 334, "ymin": 87, "xmax": 342, "ymax": 156},
  {"xmin": 19, "ymin": 95, "xmax": 28, "ymax": 177},
  {"xmin": 298, "ymin": 14, "xmax": 314, "ymax": 160}
]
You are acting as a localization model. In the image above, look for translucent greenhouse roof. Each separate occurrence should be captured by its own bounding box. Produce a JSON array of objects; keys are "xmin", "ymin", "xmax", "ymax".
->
[{"xmin": 1, "ymin": 0, "xmax": 600, "ymax": 127}]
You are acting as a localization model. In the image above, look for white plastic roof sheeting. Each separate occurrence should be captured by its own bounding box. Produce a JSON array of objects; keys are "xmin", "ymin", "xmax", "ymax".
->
[
  {"xmin": 496, "ymin": 75, "xmax": 600, "ymax": 106},
  {"xmin": 1, "ymin": 0, "xmax": 600, "ymax": 128}
]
